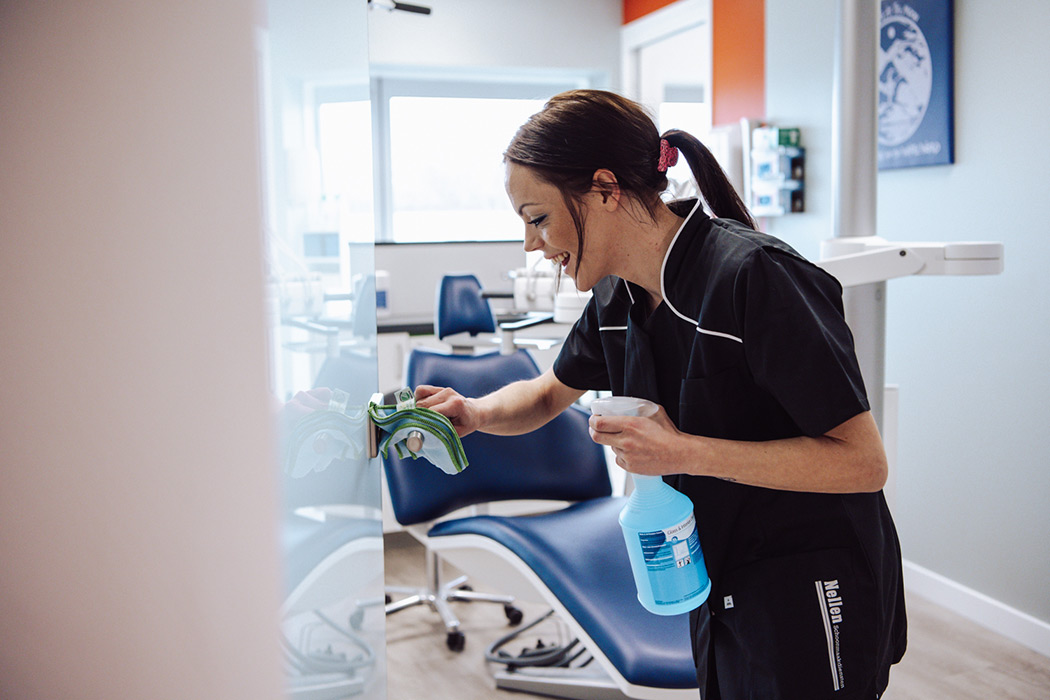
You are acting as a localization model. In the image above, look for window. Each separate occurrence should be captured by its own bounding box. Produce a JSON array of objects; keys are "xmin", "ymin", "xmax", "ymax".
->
[
  {"xmin": 316, "ymin": 70, "xmax": 600, "ymax": 244},
  {"xmin": 318, "ymin": 100, "xmax": 373, "ymax": 211},
  {"xmin": 387, "ymin": 95, "xmax": 543, "ymax": 243}
]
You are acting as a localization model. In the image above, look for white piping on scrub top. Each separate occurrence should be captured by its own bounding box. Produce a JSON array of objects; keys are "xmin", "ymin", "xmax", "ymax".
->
[
  {"xmin": 696, "ymin": 326, "xmax": 743, "ymax": 343},
  {"xmin": 660, "ymin": 199, "xmax": 744, "ymax": 344},
  {"xmin": 599, "ymin": 279, "xmax": 633, "ymax": 332}
]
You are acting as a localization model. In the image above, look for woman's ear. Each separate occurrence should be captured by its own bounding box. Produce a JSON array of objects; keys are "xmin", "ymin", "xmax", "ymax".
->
[{"xmin": 591, "ymin": 169, "xmax": 621, "ymax": 208}]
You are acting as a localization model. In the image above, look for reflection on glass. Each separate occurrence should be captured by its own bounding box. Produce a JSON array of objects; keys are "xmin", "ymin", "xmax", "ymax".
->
[
  {"xmin": 319, "ymin": 101, "xmax": 374, "ymax": 210},
  {"xmin": 259, "ymin": 0, "xmax": 386, "ymax": 698}
]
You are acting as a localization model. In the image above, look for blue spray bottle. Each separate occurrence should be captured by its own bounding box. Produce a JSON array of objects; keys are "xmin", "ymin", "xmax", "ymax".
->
[{"xmin": 591, "ymin": 397, "xmax": 712, "ymax": 616}]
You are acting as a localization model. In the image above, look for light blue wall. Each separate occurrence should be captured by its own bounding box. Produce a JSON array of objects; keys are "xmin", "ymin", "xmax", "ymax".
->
[
  {"xmin": 765, "ymin": 0, "xmax": 1050, "ymax": 625},
  {"xmin": 879, "ymin": 0, "xmax": 1050, "ymax": 624}
]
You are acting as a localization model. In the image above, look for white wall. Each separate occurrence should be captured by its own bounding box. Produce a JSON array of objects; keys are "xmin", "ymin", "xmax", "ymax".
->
[
  {"xmin": 377, "ymin": 241, "xmax": 524, "ymax": 321},
  {"xmin": 762, "ymin": 1, "xmax": 838, "ymax": 260},
  {"xmin": 368, "ymin": 0, "xmax": 621, "ymax": 84},
  {"xmin": 0, "ymin": 3, "xmax": 284, "ymax": 698},
  {"xmin": 880, "ymin": 0, "xmax": 1050, "ymax": 627},
  {"xmin": 765, "ymin": 0, "xmax": 1050, "ymax": 641}
]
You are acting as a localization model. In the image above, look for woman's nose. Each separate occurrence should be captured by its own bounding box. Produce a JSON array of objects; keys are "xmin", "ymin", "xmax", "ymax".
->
[{"xmin": 523, "ymin": 228, "xmax": 543, "ymax": 253}]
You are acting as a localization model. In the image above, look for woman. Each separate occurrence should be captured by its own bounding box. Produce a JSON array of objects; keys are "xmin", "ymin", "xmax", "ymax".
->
[{"xmin": 417, "ymin": 90, "xmax": 906, "ymax": 699}]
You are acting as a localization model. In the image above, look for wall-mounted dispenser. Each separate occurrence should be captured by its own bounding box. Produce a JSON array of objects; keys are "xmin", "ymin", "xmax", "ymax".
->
[{"xmin": 749, "ymin": 126, "xmax": 805, "ymax": 217}]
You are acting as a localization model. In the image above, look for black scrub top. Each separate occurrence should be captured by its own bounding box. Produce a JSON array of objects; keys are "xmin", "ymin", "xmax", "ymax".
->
[{"xmin": 554, "ymin": 199, "xmax": 905, "ymax": 661}]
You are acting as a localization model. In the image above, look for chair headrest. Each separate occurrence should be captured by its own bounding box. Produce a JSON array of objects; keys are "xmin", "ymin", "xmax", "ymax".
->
[{"xmin": 435, "ymin": 274, "xmax": 496, "ymax": 339}]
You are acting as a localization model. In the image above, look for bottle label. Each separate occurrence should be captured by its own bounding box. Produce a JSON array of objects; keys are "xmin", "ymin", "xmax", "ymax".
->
[
  {"xmin": 637, "ymin": 513, "xmax": 706, "ymax": 605},
  {"xmin": 395, "ymin": 387, "xmax": 416, "ymax": 411}
]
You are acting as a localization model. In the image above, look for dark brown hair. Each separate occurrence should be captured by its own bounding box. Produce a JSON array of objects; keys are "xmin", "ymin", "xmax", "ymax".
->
[{"xmin": 504, "ymin": 89, "xmax": 755, "ymax": 272}]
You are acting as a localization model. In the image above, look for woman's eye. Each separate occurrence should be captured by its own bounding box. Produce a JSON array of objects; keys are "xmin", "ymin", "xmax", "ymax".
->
[{"xmin": 528, "ymin": 215, "xmax": 547, "ymax": 228}]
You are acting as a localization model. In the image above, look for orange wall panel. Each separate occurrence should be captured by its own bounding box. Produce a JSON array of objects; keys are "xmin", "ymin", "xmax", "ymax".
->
[
  {"xmin": 623, "ymin": 0, "xmax": 677, "ymax": 25},
  {"xmin": 623, "ymin": 0, "xmax": 765, "ymax": 125},
  {"xmin": 711, "ymin": 0, "xmax": 765, "ymax": 125}
]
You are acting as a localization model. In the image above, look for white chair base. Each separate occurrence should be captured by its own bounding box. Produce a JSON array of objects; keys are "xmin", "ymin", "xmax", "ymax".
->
[
  {"xmin": 385, "ymin": 546, "xmax": 522, "ymax": 651},
  {"xmin": 494, "ymin": 666, "xmax": 638, "ymax": 700}
]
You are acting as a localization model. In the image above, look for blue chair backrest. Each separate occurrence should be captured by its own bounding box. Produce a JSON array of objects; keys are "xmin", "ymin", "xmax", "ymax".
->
[
  {"xmin": 383, "ymin": 348, "xmax": 612, "ymax": 525},
  {"xmin": 435, "ymin": 274, "xmax": 496, "ymax": 339}
]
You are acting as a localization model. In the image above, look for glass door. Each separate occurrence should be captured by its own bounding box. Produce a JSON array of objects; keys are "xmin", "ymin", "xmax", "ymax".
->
[{"xmin": 258, "ymin": 1, "xmax": 386, "ymax": 698}]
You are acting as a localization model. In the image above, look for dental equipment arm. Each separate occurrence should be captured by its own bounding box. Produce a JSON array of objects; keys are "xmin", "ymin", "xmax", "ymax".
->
[{"xmin": 818, "ymin": 237, "xmax": 1004, "ymax": 288}]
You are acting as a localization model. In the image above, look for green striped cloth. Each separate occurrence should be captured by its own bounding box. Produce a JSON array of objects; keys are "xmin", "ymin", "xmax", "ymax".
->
[{"xmin": 367, "ymin": 401, "xmax": 469, "ymax": 475}]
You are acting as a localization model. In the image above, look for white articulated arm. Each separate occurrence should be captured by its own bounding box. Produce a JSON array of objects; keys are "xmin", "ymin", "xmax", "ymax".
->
[{"xmin": 818, "ymin": 236, "xmax": 1004, "ymax": 288}]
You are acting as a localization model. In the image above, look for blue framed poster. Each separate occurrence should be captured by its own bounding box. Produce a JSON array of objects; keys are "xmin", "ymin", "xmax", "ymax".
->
[{"xmin": 878, "ymin": 0, "xmax": 954, "ymax": 169}]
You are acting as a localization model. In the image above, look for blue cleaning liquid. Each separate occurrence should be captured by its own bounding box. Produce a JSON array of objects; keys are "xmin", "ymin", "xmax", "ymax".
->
[{"xmin": 619, "ymin": 474, "xmax": 711, "ymax": 616}]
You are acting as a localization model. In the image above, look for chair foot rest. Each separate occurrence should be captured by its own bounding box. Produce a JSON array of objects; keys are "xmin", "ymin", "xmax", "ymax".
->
[{"xmin": 494, "ymin": 667, "xmax": 632, "ymax": 700}]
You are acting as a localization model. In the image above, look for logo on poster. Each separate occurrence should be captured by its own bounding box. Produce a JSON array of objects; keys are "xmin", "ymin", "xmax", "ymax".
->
[{"xmin": 878, "ymin": 2, "xmax": 933, "ymax": 148}]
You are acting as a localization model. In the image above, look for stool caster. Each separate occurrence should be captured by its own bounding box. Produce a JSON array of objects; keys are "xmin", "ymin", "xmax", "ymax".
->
[
  {"xmin": 446, "ymin": 630, "xmax": 466, "ymax": 652},
  {"xmin": 504, "ymin": 604, "xmax": 523, "ymax": 626}
]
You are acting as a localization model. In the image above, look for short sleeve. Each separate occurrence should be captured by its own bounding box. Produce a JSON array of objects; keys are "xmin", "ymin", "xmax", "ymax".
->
[
  {"xmin": 553, "ymin": 292, "xmax": 612, "ymax": 392},
  {"xmin": 741, "ymin": 248, "xmax": 870, "ymax": 436}
]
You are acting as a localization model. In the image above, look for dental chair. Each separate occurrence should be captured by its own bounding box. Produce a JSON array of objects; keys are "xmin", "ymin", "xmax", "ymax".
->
[
  {"xmin": 435, "ymin": 273, "xmax": 496, "ymax": 351},
  {"xmin": 381, "ymin": 346, "xmax": 700, "ymax": 699},
  {"xmin": 380, "ymin": 272, "xmax": 546, "ymax": 644},
  {"xmin": 434, "ymin": 272, "xmax": 558, "ymax": 355}
]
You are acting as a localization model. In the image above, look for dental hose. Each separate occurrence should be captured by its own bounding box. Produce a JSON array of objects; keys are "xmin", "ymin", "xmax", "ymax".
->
[{"xmin": 483, "ymin": 609, "xmax": 592, "ymax": 669}]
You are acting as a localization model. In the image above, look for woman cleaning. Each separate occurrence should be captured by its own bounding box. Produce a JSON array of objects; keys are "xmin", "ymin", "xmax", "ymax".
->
[{"xmin": 416, "ymin": 89, "xmax": 906, "ymax": 699}]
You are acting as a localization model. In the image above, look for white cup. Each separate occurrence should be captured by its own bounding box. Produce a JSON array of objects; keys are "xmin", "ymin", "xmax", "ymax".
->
[{"xmin": 589, "ymin": 396, "xmax": 658, "ymax": 418}]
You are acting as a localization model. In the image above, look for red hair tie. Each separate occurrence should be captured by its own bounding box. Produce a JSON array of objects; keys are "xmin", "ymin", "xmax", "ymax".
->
[{"xmin": 657, "ymin": 139, "xmax": 679, "ymax": 172}]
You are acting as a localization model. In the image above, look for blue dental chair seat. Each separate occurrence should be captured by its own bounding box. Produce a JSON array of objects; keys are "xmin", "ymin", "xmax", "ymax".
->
[{"xmin": 428, "ymin": 497, "xmax": 697, "ymax": 691}]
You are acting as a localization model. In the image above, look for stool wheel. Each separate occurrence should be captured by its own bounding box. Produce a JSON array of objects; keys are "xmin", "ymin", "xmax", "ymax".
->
[
  {"xmin": 446, "ymin": 630, "xmax": 466, "ymax": 652},
  {"xmin": 504, "ymin": 604, "xmax": 523, "ymax": 626}
]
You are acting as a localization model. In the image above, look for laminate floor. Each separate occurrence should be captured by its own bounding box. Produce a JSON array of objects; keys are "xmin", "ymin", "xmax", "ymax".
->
[{"xmin": 383, "ymin": 532, "xmax": 1050, "ymax": 699}]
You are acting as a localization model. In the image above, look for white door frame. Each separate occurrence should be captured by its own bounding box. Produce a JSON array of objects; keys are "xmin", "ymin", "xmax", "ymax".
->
[{"xmin": 620, "ymin": 0, "xmax": 712, "ymax": 103}]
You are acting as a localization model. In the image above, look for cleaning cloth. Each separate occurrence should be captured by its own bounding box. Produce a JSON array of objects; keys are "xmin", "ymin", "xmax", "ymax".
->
[{"xmin": 367, "ymin": 399, "xmax": 468, "ymax": 475}]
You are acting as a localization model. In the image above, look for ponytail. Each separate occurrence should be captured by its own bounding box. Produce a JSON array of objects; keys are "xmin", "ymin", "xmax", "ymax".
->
[{"xmin": 662, "ymin": 129, "xmax": 756, "ymax": 230}]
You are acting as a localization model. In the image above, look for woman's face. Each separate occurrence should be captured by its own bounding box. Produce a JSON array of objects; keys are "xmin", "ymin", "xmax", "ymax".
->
[{"xmin": 505, "ymin": 162, "xmax": 606, "ymax": 292}]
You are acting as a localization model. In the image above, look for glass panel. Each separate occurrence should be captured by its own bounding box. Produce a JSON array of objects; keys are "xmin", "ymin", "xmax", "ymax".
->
[
  {"xmin": 388, "ymin": 96, "xmax": 545, "ymax": 242},
  {"xmin": 259, "ymin": 1, "xmax": 386, "ymax": 698}
]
